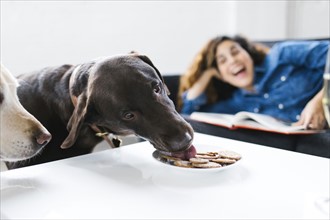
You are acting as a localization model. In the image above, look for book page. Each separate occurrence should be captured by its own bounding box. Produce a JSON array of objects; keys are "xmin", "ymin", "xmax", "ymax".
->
[
  {"xmin": 232, "ymin": 111, "xmax": 306, "ymax": 132},
  {"xmin": 190, "ymin": 112, "xmax": 236, "ymax": 128},
  {"xmin": 190, "ymin": 111, "xmax": 323, "ymax": 134}
]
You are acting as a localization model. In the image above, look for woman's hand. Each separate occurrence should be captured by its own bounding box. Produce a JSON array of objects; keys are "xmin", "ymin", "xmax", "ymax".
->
[
  {"xmin": 207, "ymin": 67, "xmax": 222, "ymax": 80},
  {"xmin": 186, "ymin": 68, "xmax": 221, "ymax": 100},
  {"xmin": 292, "ymin": 89, "xmax": 326, "ymax": 130}
]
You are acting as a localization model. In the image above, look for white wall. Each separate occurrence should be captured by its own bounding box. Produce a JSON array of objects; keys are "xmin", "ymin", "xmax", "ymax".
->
[
  {"xmin": 287, "ymin": 0, "xmax": 330, "ymax": 39},
  {"xmin": 233, "ymin": 0, "xmax": 329, "ymax": 40},
  {"xmin": 1, "ymin": 1, "xmax": 235, "ymax": 75},
  {"xmin": 234, "ymin": 1, "xmax": 288, "ymax": 40},
  {"xmin": 1, "ymin": 1, "xmax": 329, "ymax": 75}
]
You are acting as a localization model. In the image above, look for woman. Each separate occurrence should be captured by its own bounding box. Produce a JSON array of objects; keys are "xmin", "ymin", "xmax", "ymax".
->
[{"xmin": 178, "ymin": 35, "xmax": 329, "ymax": 130}]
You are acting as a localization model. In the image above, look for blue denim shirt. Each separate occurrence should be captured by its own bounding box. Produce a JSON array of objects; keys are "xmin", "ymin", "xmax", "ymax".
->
[{"xmin": 181, "ymin": 40, "xmax": 330, "ymax": 122}]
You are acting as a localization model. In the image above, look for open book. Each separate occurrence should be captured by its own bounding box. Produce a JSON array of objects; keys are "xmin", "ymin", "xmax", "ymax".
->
[{"xmin": 190, "ymin": 111, "xmax": 324, "ymax": 134}]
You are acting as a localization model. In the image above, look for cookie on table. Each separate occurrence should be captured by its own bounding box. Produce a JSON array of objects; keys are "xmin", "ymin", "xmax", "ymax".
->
[
  {"xmin": 211, "ymin": 158, "xmax": 236, "ymax": 164},
  {"xmin": 174, "ymin": 160, "xmax": 194, "ymax": 168},
  {"xmin": 189, "ymin": 157, "xmax": 209, "ymax": 164},
  {"xmin": 195, "ymin": 154, "xmax": 219, "ymax": 159},
  {"xmin": 218, "ymin": 150, "xmax": 242, "ymax": 160},
  {"xmin": 159, "ymin": 154, "xmax": 182, "ymax": 162},
  {"xmin": 192, "ymin": 162, "xmax": 222, "ymax": 168}
]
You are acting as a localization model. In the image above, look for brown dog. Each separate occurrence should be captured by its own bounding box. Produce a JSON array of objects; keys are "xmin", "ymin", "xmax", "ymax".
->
[
  {"xmin": 0, "ymin": 64, "xmax": 51, "ymax": 162},
  {"xmin": 6, "ymin": 54, "xmax": 194, "ymax": 169}
]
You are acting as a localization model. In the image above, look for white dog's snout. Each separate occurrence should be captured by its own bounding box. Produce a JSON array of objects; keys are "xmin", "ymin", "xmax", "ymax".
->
[{"xmin": 35, "ymin": 132, "xmax": 52, "ymax": 146}]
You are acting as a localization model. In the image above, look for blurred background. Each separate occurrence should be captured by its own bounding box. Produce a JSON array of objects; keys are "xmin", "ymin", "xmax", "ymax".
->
[{"xmin": 1, "ymin": 0, "xmax": 329, "ymax": 75}]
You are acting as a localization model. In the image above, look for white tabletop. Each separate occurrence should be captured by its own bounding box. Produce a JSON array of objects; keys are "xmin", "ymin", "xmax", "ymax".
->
[{"xmin": 1, "ymin": 133, "xmax": 329, "ymax": 219}]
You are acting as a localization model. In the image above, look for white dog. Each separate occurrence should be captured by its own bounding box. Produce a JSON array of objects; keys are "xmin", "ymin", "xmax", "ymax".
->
[{"xmin": 0, "ymin": 64, "xmax": 51, "ymax": 162}]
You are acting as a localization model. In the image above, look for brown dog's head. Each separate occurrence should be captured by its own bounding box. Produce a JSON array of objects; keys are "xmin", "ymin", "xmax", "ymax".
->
[{"xmin": 61, "ymin": 54, "xmax": 194, "ymax": 153}]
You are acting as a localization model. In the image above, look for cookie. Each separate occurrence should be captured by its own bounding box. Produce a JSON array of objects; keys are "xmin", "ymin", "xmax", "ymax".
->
[
  {"xmin": 218, "ymin": 150, "xmax": 242, "ymax": 160},
  {"xmin": 174, "ymin": 160, "xmax": 194, "ymax": 168},
  {"xmin": 192, "ymin": 162, "xmax": 222, "ymax": 168},
  {"xmin": 196, "ymin": 152, "xmax": 218, "ymax": 156},
  {"xmin": 189, "ymin": 157, "xmax": 209, "ymax": 164},
  {"xmin": 211, "ymin": 158, "xmax": 236, "ymax": 164},
  {"xmin": 159, "ymin": 154, "xmax": 181, "ymax": 161},
  {"xmin": 195, "ymin": 154, "xmax": 219, "ymax": 159}
]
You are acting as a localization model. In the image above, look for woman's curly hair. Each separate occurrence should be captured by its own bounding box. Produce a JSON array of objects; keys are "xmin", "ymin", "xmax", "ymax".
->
[{"xmin": 177, "ymin": 35, "xmax": 267, "ymax": 111}]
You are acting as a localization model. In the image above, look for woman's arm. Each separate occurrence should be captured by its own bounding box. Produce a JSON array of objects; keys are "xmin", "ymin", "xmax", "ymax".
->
[
  {"xmin": 277, "ymin": 40, "xmax": 329, "ymax": 69},
  {"xmin": 292, "ymin": 88, "xmax": 326, "ymax": 129},
  {"xmin": 186, "ymin": 68, "xmax": 220, "ymax": 100}
]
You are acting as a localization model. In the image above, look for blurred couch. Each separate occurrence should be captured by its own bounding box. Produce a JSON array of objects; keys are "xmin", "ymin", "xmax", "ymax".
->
[{"xmin": 163, "ymin": 38, "xmax": 330, "ymax": 158}]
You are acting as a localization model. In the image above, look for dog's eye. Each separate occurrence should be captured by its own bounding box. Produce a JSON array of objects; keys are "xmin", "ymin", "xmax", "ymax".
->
[
  {"xmin": 153, "ymin": 84, "xmax": 161, "ymax": 94},
  {"xmin": 122, "ymin": 112, "xmax": 135, "ymax": 121}
]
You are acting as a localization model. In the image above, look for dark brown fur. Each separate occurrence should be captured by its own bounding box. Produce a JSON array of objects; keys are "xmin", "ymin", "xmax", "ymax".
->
[{"xmin": 7, "ymin": 54, "xmax": 194, "ymax": 169}]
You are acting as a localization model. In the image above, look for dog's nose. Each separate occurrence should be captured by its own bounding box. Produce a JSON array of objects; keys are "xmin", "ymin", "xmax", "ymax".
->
[
  {"xmin": 36, "ymin": 132, "xmax": 52, "ymax": 146},
  {"xmin": 180, "ymin": 131, "xmax": 193, "ymax": 148}
]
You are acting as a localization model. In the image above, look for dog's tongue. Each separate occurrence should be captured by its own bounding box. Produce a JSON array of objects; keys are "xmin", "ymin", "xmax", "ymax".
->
[{"xmin": 169, "ymin": 145, "xmax": 197, "ymax": 160}]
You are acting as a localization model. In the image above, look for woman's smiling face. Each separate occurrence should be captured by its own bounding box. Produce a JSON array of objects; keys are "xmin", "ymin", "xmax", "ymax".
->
[{"xmin": 215, "ymin": 40, "xmax": 255, "ymax": 91}]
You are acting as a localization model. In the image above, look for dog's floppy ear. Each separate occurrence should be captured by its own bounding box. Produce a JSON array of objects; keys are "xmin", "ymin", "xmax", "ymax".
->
[
  {"xmin": 133, "ymin": 54, "xmax": 170, "ymax": 95},
  {"xmin": 134, "ymin": 54, "xmax": 163, "ymax": 82},
  {"xmin": 61, "ymin": 61, "xmax": 97, "ymax": 149},
  {"xmin": 71, "ymin": 61, "xmax": 95, "ymax": 97},
  {"xmin": 60, "ymin": 91, "xmax": 89, "ymax": 149},
  {"xmin": 61, "ymin": 62, "xmax": 96, "ymax": 149}
]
